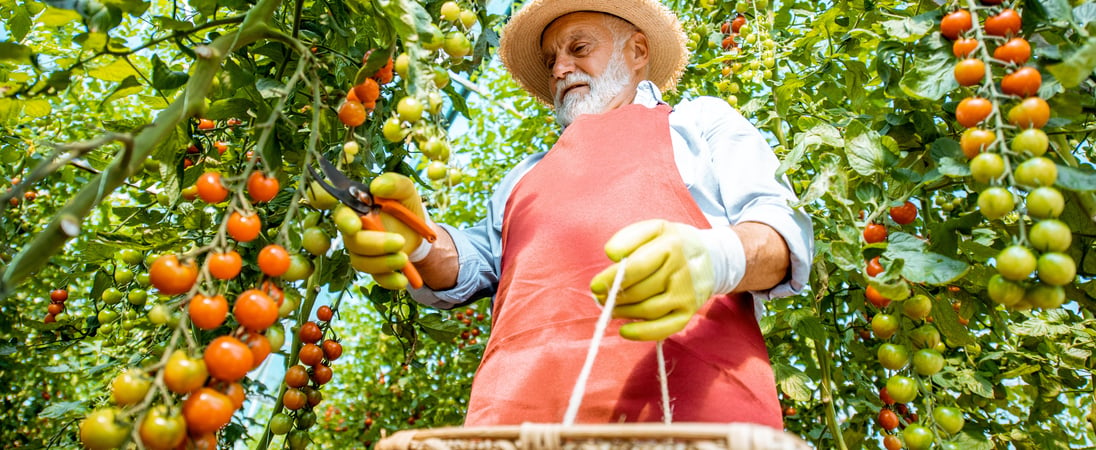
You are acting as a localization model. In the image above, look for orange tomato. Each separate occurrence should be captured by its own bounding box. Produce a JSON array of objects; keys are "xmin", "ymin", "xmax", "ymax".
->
[
  {"xmin": 246, "ymin": 171, "xmax": 280, "ymax": 203},
  {"xmin": 207, "ymin": 250, "xmax": 243, "ymax": 280},
  {"xmin": 234, "ymin": 289, "xmax": 278, "ymax": 332},
  {"xmin": 226, "ymin": 211, "xmax": 262, "ymax": 242},
  {"xmin": 149, "ymin": 255, "xmax": 198, "ymax": 295},
  {"xmin": 939, "ymin": 9, "xmax": 972, "ymax": 40},
  {"xmin": 182, "ymin": 387, "xmax": 235, "ymax": 434},
  {"xmin": 951, "ymin": 38, "xmax": 978, "ymax": 58},
  {"xmin": 353, "ymin": 78, "xmax": 381, "ymax": 103},
  {"xmin": 189, "ymin": 294, "xmax": 228, "ymax": 330},
  {"xmin": 195, "ymin": 172, "xmax": 229, "ymax": 204},
  {"xmin": 1001, "ymin": 67, "xmax": 1041, "ymax": 97},
  {"xmin": 955, "ymin": 96, "xmax": 993, "ymax": 128},
  {"xmin": 953, "ymin": 58, "xmax": 985, "ymax": 86},
  {"xmin": 203, "ymin": 336, "xmax": 254, "ymax": 382},
  {"xmin": 257, "ymin": 244, "xmax": 291, "ymax": 277},
  {"xmin": 338, "ymin": 100, "xmax": 367, "ymax": 127}
]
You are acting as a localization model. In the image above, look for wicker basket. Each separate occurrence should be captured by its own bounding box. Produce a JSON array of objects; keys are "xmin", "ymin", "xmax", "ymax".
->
[{"xmin": 376, "ymin": 422, "xmax": 812, "ymax": 449}]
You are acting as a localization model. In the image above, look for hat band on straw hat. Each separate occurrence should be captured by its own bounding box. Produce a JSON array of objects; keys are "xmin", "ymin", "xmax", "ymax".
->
[{"xmin": 499, "ymin": 0, "xmax": 688, "ymax": 105}]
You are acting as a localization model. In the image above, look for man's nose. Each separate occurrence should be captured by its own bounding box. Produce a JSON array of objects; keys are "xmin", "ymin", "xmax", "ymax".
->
[{"xmin": 551, "ymin": 56, "xmax": 574, "ymax": 80}]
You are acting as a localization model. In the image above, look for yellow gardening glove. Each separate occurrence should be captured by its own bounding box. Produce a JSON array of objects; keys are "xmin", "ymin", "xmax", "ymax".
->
[
  {"xmin": 590, "ymin": 219, "xmax": 745, "ymax": 341},
  {"xmin": 342, "ymin": 173, "xmax": 432, "ymax": 290}
]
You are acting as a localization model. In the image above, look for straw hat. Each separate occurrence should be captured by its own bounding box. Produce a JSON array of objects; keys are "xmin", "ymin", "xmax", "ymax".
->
[{"xmin": 498, "ymin": 0, "xmax": 689, "ymax": 105}]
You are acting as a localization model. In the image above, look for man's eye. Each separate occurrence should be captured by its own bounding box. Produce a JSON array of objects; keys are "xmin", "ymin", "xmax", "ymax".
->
[{"xmin": 545, "ymin": 59, "xmax": 555, "ymax": 69}]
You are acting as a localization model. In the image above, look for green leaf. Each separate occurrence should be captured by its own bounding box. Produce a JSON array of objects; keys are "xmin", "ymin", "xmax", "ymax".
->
[
  {"xmin": 38, "ymin": 6, "xmax": 82, "ymax": 26},
  {"xmin": 879, "ymin": 12, "xmax": 936, "ymax": 43},
  {"xmin": 1047, "ymin": 38, "xmax": 1096, "ymax": 89},
  {"xmin": 10, "ymin": 5, "xmax": 32, "ymax": 41},
  {"xmin": 883, "ymin": 232, "xmax": 969, "ymax": 284},
  {"xmin": 151, "ymin": 15, "xmax": 193, "ymax": 29},
  {"xmin": 205, "ymin": 98, "xmax": 254, "ymax": 120},
  {"xmin": 1076, "ymin": 3, "xmax": 1096, "ymax": 30},
  {"xmin": 1027, "ymin": 0, "xmax": 1074, "ymax": 22},
  {"xmin": 87, "ymin": 57, "xmax": 138, "ymax": 82},
  {"xmin": 928, "ymin": 294, "xmax": 975, "ymax": 346},
  {"xmin": 102, "ymin": 75, "xmax": 144, "ymax": 104},
  {"xmin": 151, "ymin": 55, "xmax": 189, "ymax": 91},
  {"xmin": 900, "ymin": 37, "xmax": 958, "ymax": 101},
  {"xmin": 100, "ymin": 0, "xmax": 148, "ymax": 15},
  {"xmin": 416, "ymin": 313, "xmax": 460, "ymax": 342},
  {"xmin": 773, "ymin": 363, "xmax": 813, "ymax": 402},
  {"xmin": 39, "ymin": 401, "xmax": 87, "ymax": 419},
  {"xmin": 1056, "ymin": 163, "xmax": 1096, "ymax": 191},
  {"xmin": 845, "ymin": 120, "xmax": 892, "ymax": 176},
  {"xmin": 0, "ymin": 41, "xmax": 32, "ymax": 63},
  {"xmin": 937, "ymin": 156, "xmax": 970, "ymax": 177},
  {"xmin": 23, "ymin": 99, "xmax": 51, "ymax": 118}
]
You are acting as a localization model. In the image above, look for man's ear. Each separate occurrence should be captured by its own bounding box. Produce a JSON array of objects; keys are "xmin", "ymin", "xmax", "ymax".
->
[{"xmin": 626, "ymin": 31, "xmax": 650, "ymax": 72}]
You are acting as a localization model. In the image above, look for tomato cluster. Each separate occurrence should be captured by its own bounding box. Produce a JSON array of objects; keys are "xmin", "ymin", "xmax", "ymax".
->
[
  {"xmin": 453, "ymin": 307, "xmax": 487, "ymax": 349},
  {"xmin": 43, "ymin": 288, "xmax": 67, "ymax": 324},
  {"xmin": 270, "ymin": 305, "xmax": 342, "ymax": 446},
  {"xmin": 941, "ymin": 3, "xmax": 1074, "ymax": 311},
  {"xmin": 716, "ymin": 0, "xmax": 776, "ymax": 107}
]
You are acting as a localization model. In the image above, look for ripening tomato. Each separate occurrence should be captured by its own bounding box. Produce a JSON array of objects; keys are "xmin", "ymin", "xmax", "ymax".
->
[
  {"xmin": 285, "ymin": 365, "xmax": 310, "ymax": 388},
  {"xmin": 994, "ymin": 37, "xmax": 1031, "ymax": 65},
  {"xmin": 139, "ymin": 405, "xmax": 187, "ymax": 450},
  {"xmin": 1029, "ymin": 219, "xmax": 1072, "ymax": 253},
  {"xmin": 247, "ymin": 171, "xmax": 280, "ymax": 202},
  {"xmin": 242, "ymin": 332, "xmax": 272, "ymax": 369},
  {"xmin": 977, "ymin": 186, "xmax": 1014, "ymax": 220},
  {"xmin": 970, "ymin": 152, "xmax": 1006, "ymax": 184},
  {"xmin": 866, "ymin": 256, "xmax": 885, "ymax": 277},
  {"xmin": 183, "ymin": 387, "xmax": 235, "ymax": 434},
  {"xmin": 189, "ymin": 294, "xmax": 228, "ymax": 330},
  {"xmin": 953, "ymin": 58, "xmax": 985, "ymax": 86},
  {"xmin": 149, "ymin": 254, "xmax": 198, "ymax": 295},
  {"xmin": 1001, "ymin": 67, "xmax": 1041, "ymax": 97},
  {"xmin": 886, "ymin": 375, "xmax": 919, "ymax": 404},
  {"xmin": 1026, "ymin": 186, "xmax": 1065, "ymax": 219},
  {"xmin": 311, "ymin": 363, "xmax": 334, "ymax": 385},
  {"xmin": 226, "ymin": 211, "xmax": 262, "ymax": 242},
  {"xmin": 338, "ymin": 100, "xmax": 367, "ymax": 127},
  {"xmin": 996, "ymin": 245, "xmax": 1037, "ymax": 281},
  {"xmin": 316, "ymin": 305, "xmax": 334, "ymax": 322},
  {"xmin": 960, "ymin": 128, "xmax": 997, "ymax": 158},
  {"xmin": 952, "ymin": 37, "xmax": 979, "ymax": 57},
  {"xmin": 940, "ymin": 9, "xmax": 973, "ymax": 40},
  {"xmin": 50, "ymin": 289, "xmax": 68, "ymax": 303},
  {"xmin": 353, "ymin": 78, "xmax": 381, "ymax": 103},
  {"xmin": 163, "ymin": 350, "xmax": 208, "ymax": 394},
  {"xmin": 222, "ymin": 381, "xmax": 246, "ymax": 410},
  {"xmin": 1012, "ymin": 128, "xmax": 1049, "ymax": 157},
  {"xmin": 983, "ymin": 8, "xmax": 1022, "ymax": 37},
  {"xmin": 732, "ymin": 14, "xmax": 747, "ymax": 33},
  {"xmin": 877, "ymin": 343, "xmax": 910, "ymax": 370},
  {"xmin": 197, "ymin": 118, "xmax": 216, "ymax": 130},
  {"xmin": 207, "ymin": 250, "xmax": 243, "ymax": 280},
  {"xmin": 864, "ymin": 223, "xmax": 887, "ymax": 243},
  {"xmin": 1007, "ymin": 96, "xmax": 1050, "ymax": 129},
  {"xmin": 883, "ymin": 434, "xmax": 902, "ymax": 450},
  {"xmin": 234, "ymin": 289, "xmax": 278, "ymax": 332},
  {"xmin": 866, "ymin": 286, "xmax": 892, "ymax": 308},
  {"xmin": 322, "ymin": 339, "xmax": 343, "ymax": 361},
  {"xmin": 283, "ymin": 388, "xmax": 307, "ymax": 410},
  {"xmin": 111, "ymin": 368, "xmax": 151, "ymax": 406},
  {"xmin": 196, "ymin": 172, "xmax": 229, "ymax": 204},
  {"xmin": 889, "ymin": 201, "xmax": 917, "ymax": 225},
  {"xmin": 955, "ymin": 96, "xmax": 993, "ymax": 128},
  {"xmin": 872, "ymin": 313, "xmax": 900, "ymax": 340},
  {"xmin": 80, "ymin": 408, "xmax": 130, "ymax": 450},
  {"xmin": 204, "ymin": 336, "xmax": 254, "ymax": 382}
]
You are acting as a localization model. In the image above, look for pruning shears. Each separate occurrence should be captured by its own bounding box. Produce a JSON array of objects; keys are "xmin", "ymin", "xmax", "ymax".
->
[{"xmin": 308, "ymin": 158, "xmax": 437, "ymax": 289}]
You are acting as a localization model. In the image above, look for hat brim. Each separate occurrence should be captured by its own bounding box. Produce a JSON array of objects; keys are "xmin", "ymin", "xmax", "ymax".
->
[{"xmin": 498, "ymin": 0, "xmax": 688, "ymax": 105}]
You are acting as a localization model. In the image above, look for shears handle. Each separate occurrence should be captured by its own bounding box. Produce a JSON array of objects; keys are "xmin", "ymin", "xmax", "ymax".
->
[{"xmin": 360, "ymin": 213, "xmax": 425, "ymax": 290}]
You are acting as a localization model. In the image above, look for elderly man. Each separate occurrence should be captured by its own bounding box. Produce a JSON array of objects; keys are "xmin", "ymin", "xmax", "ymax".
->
[{"xmin": 347, "ymin": 0, "xmax": 813, "ymax": 426}]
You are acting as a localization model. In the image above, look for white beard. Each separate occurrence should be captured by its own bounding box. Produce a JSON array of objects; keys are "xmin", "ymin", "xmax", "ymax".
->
[{"xmin": 553, "ymin": 51, "xmax": 632, "ymax": 127}]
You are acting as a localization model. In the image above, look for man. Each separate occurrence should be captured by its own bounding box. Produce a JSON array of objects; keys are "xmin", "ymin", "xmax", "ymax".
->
[{"xmin": 345, "ymin": 0, "xmax": 813, "ymax": 426}]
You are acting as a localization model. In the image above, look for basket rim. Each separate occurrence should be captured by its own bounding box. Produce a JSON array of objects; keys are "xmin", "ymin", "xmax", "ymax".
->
[{"xmin": 381, "ymin": 421, "xmax": 801, "ymax": 441}]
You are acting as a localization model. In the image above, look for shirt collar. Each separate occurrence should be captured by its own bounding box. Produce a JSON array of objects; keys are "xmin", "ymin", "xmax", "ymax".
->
[{"xmin": 632, "ymin": 80, "xmax": 664, "ymax": 107}]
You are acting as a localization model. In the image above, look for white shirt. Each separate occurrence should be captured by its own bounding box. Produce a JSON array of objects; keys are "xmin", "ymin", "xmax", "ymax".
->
[{"xmin": 409, "ymin": 81, "xmax": 814, "ymax": 310}]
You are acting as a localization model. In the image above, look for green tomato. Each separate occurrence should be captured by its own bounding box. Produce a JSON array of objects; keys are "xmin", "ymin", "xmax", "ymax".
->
[
  {"xmin": 1029, "ymin": 219, "xmax": 1072, "ymax": 253},
  {"xmin": 996, "ymin": 245, "xmax": 1036, "ymax": 281},
  {"xmin": 977, "ymin": 187, "xmax": 1014, "ymax": 220},
  {"xmin": 912, "ymin": 348, "xmax": 945, "ymax": 376},
  {"xmin": 138, "ymin": 405, "xmax": 186, "ymax": 450},
  {"xmin": 102, "ymin": 287, "xmax": 124, "ymax": 305},
  {"xmin": 111, "ymin": 368, "xmax": 151, "ymax": 406},
  {"xmin": 283, "ymin": 254, "xmax": 315, "ymax": 282},
  {"xmin": 296, "ymin": 410, "xmax": 317, "ymax": 429},
  {"xmin": 397, "ymin": 97, "xmax": 425, "ymax": 123},
  {"xmin": 459, "ymin": 10, "xmax": 477, "ymax": 29},
  {"xmin": 871, "ymin": 313, "xmax": 899, "ymax": 340},
  {"xmin": 987, "ymin": 274, "xmax": 1024, "ymax": 307},
  {"xmin": 909, "ymin": 325, "xmax": 941, "ymax": 350},
  {"xmin": 394, "ymin": 53, "xmax": 410, "ymax": 79},
  {"xmin": 442, "ymin": 31, "xmax": 472, "ymax": 59},
  {"xmin": 135, "ymin": 272, "xmax": 151, "ymax": 287},
  {"xmin": 1024, "ymin": 283, "xmax": 1065, "ymax": 309},
  {"xmin": 1026, "ymin": 186, "xmax": 1065, "ymax": 219},
  {"xmin": 1014, "ymin": 156, "xmax": 1058, "ymax": 188},
  {"xmin": 902, "ymin": 294, "xmax": 933, "ymax": 321},
  {"xmin": 80, "ymin": 408, "xmax": 131, "ymax": 450},
  {"xmin": 1037, "ymin": 252, "xmax": 1076, "ymax": 286},
  {"xmin": 439, "ymin": 1, "xmax": 460, "ymax": 21},
  {"xmin": 270, "ymin": 413, "xmax": 293, "ymax": 435},
  {"xmin": 118, "ymin": 249, "xmax": 144, "ymax": 265},
  {"xmin": 1012, "ymin": 128, "xmax": 1049, "ymax": 157},
  {"xmin": 287, "ymin": 429, "xmax": 311, "ymax": 450},
  {"xmin": 113, "ymin": 267, "xmax": 134, "ymax": 285},
  {"xmin": 877, "ymin": 343, "xmax": 910, "ymax": 371},
  {"xmin": 933, "ymin": 406, "xmax": 965, "ymax": 435},
  {"xmin": 427, "ymin": 161, "xmax": 448, "ymax": 181},
  {"xmin": 266, "ymin": 323, "xmax": 286, "ymax": 351},
  {"xmin": 382, "ymin": 116, "xmax": 407, "ymax": 143},
  {"xmin": 886, "ymin": 375, "xmax": 919, "ymax": 404},
  {"xmin": 148, "ymin": 304, "xmax": 172, "ymax": 326},
  {"xmin": 969, "ymin": 152, "xmax": 1005, "ymax": 184},
  {"xmin": 302, "ymin": 227, "xmax": 331, "ymax": 256},
  {"xmin": 421, "ymin": 24, "xmax": 445, "ymax": 51},
  {"xmin": 127, "ymin": 288, "xmax": 148, "ymax": 306},
  {"xmin": 902, "ymin": 424, "xmax": 935, "ymax": 450}
]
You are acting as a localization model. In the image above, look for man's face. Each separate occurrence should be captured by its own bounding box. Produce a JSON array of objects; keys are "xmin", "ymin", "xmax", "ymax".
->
[{"xmin": 541, "ymin": 12, "xmax": 638, "ymax": 126}]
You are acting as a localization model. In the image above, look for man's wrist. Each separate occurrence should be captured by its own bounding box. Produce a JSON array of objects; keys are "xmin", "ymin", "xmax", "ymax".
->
[
  {"xmin": 407, "ymin": 219, "xmax": 436, "ymax": 262},
  {"xmin": 695, "ymin": 226, "xmax": 746, "ymax": 295}
]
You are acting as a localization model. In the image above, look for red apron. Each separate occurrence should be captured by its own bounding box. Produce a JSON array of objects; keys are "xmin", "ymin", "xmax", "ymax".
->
[{"xmin": 464, "ymin": 103, "xmax": 781, "ymax": 427}]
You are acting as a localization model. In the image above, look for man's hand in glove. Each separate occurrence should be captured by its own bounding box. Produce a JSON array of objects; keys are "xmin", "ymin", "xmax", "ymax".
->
[
  {"xmin": 590, "ymin": 219, "xmax": 746, "ymax": 341},
  {"xmin": 341, "ymin": 173, "xmax": 433, "ymax": 290}
]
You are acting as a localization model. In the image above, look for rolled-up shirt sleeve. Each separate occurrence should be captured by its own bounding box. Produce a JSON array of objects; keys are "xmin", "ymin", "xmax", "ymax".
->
[{"xmin": 671, "ymin": 95, "xmax": 814, "ymax": 301}]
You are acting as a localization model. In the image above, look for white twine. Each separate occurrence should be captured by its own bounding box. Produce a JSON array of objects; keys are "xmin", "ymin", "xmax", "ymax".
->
[{"xmin": 563, "ymin": 258, "xmax": 674, "ymax": 425}]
